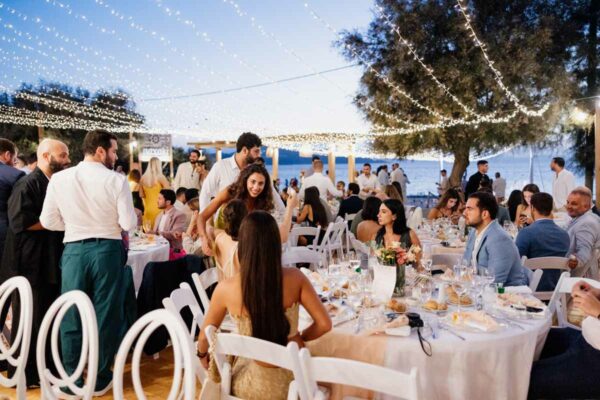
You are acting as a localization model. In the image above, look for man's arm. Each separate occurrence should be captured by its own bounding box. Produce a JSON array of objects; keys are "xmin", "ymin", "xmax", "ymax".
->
[
  {"xmin": 488, "ymin": 236, "xmax": 519, "ymax": 284},
  {"xmin": 515, "ymin": 229, "xmax": 529, "ymax": 258},
  {"xmin": 117, "ymin": 178, "xmax": 138, "ymax": 232},
  {"xmin": 327, "ymin": 179, "xmax": 343, "ymax": 198},
  {"xmin": 40, "ymin": 179, "xmax": 65, "ymax": 231},
  {"xmin": 199, "ymin": 166, "xmax": 219, "ymax": 212},
  {"xmin": 571, "ymin": 222, "xmax": 597, "ymax": 266}
]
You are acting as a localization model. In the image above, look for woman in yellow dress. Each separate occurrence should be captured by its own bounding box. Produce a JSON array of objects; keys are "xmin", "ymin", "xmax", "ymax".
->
[{"xmin": 139, "ymin": 157, "xmax": 171, "ymax": 226}]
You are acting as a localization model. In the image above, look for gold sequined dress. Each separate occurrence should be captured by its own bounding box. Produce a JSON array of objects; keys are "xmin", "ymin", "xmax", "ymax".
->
[{"xmin": 210, "ymin": 303, "xmax": 299, "ymax": 400}]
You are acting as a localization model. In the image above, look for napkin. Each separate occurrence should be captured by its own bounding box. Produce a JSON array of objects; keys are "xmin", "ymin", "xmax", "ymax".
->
[{"xmin": 373, "ymin": 263, "xmax": 396, "ymax": 301}]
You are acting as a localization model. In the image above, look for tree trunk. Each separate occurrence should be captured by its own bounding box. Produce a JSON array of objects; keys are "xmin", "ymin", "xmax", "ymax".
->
[
  {"xmin": 449, "ymin": 147, "xmax": 470, "ymax": 189},
  {"xmin": 585, "ymin": 0, "xmax": 597, "ymax": 191}
]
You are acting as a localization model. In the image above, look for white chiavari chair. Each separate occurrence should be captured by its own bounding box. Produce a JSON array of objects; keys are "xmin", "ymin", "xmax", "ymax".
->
[
  {"xmin": 547, "ymin": 273, "xmax": 600, "ymax": 329},
  {"xmin": 521, "ymin": 256, "xmax": 569, "ymax": 300},
  {"xmin": 282, "ymin": 247, "xmax": 326, "ymax": 269}
]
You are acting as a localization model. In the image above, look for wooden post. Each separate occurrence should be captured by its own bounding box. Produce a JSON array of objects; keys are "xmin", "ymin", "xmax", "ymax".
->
[
  {"xmin": 328, "ymin": 150, "xmax": 335, "ymax": 183},
  {"xmin": 216, "ymin": 148, "xmax": 222, "ymax": 162},
  {"xmin": 169, "ymin": 147, "xmax": 174, "ymax": 181},
  {"xmin": 348, "ymin": 153, "xmax": 356, "ymax": 183},
  {"xmin": 129, "ymin": 132, "xmax": 134, "ymax": 170},
  {"xmin": 272, "ymin": 147, "xmax": 279, "ymax": 180},
  {"xmin": 37, "ymin": 126, "xmax": 44, "ymax": 142},
  {"xmin": 595, "ymin": 100, "xmax": 600, "ymax": 208}
]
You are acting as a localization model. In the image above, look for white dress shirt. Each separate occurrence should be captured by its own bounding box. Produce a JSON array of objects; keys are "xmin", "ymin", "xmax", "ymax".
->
[
  {"xmin": 552, "ymin": 169, "xmax": 576, "ymax": 210},
  {"xmin": 299, "ymin": 172, "xmax": 342, "ymax": 201},
  {"xmin": 492, "ymin": 177, "xmax": 506, "ymax": 198},
  {"xmin": 40, "ymin": 161, "xmax": 138, "ymax": 243},
  {"xmin": 173, "ymin": 162, "xmax": 200, "ymax": 191},
  {"xmin": 356, "ymin": 174, "xmax": 380, "ymax": 199},
  {"xmin": 378, "ymin": 170, "xmax": 390, "ymax": 186},
  {"xmin": 199, "ymin": 155, "xmax": 285, "ymax": 213},
  {"xmin": 174, "ymin": 200, "xmax": 193, "ymax": 225},
  {"xmin": 582, "ymin": 316, "xmax": 600, "ymax": 350}
]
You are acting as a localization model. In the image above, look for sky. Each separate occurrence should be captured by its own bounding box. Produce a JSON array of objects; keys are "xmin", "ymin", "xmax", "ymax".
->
[{"xmin": 0, "ymin": 0, "xmax": 376, "ymax": 146}]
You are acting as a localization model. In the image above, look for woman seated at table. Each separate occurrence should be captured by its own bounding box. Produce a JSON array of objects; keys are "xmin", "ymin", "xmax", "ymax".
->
[
  {"xmin": 516, "ymin": 183, "xmax": 540, "ymax": 228},
  {"xmin": 197, "ymin": 211, "xmax": 332, "ymax": 399},
  {"xmin": 528, "ymin": 280, "xmax": 600, "ymax": 399},
  {"xmin": 356, "ymin": 196, "xmax": 383, "ymax": 242},
  {"xmin": 372, "ymin": 199, "xmax": 421, "ymax": 255},
  {"xmin": 213, "ymin": 199, "xmax": 247, "ymax": 279},
  {"xmin": 384, "ymin": 184, "xmax": 403, "ymax": 201},
  {"xmin": 197, "ymin": 164, "xmax": 297, "ymax": 256},
  {"xmin": 296, "ymin": 186, "xmax": 328, "ymax": 246},
  {"xmin": 428, "ymin": 188, "xmax": 462, "ymax": 223}
]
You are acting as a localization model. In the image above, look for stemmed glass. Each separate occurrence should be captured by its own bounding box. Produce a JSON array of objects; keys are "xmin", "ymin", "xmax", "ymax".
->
[
  {"xmin": 452, "ymin": 265, "xmax": 470, "ymax": 315},
  {"xmin": 422, "ymin": 257, "xmax": 433, "ymax": 276}
]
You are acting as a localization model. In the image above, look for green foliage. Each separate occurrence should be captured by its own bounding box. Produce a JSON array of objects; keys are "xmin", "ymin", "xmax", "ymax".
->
[{"xmin": 337, "ymin": 0, "xmax": 580, "ymax": 184}]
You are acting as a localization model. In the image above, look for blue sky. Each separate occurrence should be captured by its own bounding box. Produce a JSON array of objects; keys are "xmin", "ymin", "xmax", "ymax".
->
[{"xmin": 0, "ymin": 0, "xmax": 375, "ymax": 144}]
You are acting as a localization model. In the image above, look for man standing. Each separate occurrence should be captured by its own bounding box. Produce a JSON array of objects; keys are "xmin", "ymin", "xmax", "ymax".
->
[
  {"xmin": 0, "ymin": 138, "xmax": 25, "ymax": 263},
  {"xmin": 40, "ymin": 130, "xmax": 137, "ymax": 394},
  {"xmin": 463, "ymin": 192, "xmax": 527, "ymax": 286},
  {"xmin": 337, "ymin": 183, "xmax": 363, "ymax": 227},
  {"xmin": 199, "ymin": 132, "xmax": 284, "ymax": 213},
  {"xmin": 437, "ymin": 169, "xmax": 449, "ymax": 196},
  {"xmin": 465, "ymin": 160, "xmax": 489, "ymax": 199},
  {"xmin": 19, "ymin": 152, "xmax": 37, "ymax": 175},
  {"xmin": 0, "ymin": 139, "xmax": 70, "ymax": 386},
  {"xmin": 299, "ymin": 159, "xmax": 342, "ymax": 201},
  {"xmin": 492, "ymin": 172, "xmax": 506, "ymax": 203},
  {"xmin": 173, "ymin": 149, "xmax": 201, "ymax": 191},
  {"xmin": 174, "ymin": 187, "xmax": 193, "ymax": 225},
  {"xmin": 551, "ymin": 157, "xmax": 576, "ymax": 211},
  {"xmin": 153, "ymin": 189, "xmax": 187, "ymax": 250},
  {"xmin": 356, "ymin": 163, "xmax": 380, "ymax": 199},
  {"xmin": 515, "ymin": 192, "xmax": 570, "ymax": 291},
  {"xmin": 377, "ymin": 165, "xmax": 390, "ymax": 186},
  {"xmin": 565, "ymin": 187, "xmax": 600, "ymax": 277}
]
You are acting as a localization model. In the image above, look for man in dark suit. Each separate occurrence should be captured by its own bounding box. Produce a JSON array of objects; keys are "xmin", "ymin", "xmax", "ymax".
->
[
  {"xmin": 465, "ymin": 160, "xmax": 490, "ymax": 198},
  {"xmin": 337, "ymin": 182, "xmax": 364, "ymax": 228},
  {"xmin": 0, "ymin": 138, "xmax": 25, "ymax": 262}
]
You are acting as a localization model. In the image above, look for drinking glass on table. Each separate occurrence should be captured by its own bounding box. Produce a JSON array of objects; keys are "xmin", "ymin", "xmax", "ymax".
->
[
  {"xmin": 452, "ymin": 265, "xmax": 470, "ymax": 315},
  {"xmin": 422, "ymin": 257, "xmax": 433, "ymax": 276},
  {"xmin": 142, "ymin": 219, "xmax": 152, "ymax": 234}
]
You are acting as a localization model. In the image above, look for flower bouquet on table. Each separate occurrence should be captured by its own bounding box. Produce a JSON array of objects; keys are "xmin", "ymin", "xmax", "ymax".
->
[{"xmin": 375, "ymin": 242, "xmax": 421, "ymax": 297}]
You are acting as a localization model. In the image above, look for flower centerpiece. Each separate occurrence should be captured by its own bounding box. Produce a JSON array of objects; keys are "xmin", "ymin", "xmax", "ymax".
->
[{"xmin": 376, "ymin": 242, "xmax": 421, "ymax": 296}]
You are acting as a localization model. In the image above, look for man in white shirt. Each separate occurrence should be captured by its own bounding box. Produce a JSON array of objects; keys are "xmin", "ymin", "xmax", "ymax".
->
[
  {"xmin": 390, "ymin": 163, "xmax": 408, "ymax": 201},
  {"xmin": 377, "ymin": 165, "xmax": 390, "ymax": 186},
  {"xmin": 299, "ymin": 159, "xmax": 342, "ymax": 201},
  {"xmin": 492, "ymin": 172, "xmax": 506, "ymax": 203},
  {"xmin": 356, "ymin": 163, "xmax": 381, "ymax": 199},
  {"xmin": 528, "ymin": 279, "xmax": 600, "ymax": 399},
  {"xmin": 173, "ymin": 149, "xmax": 201, "ymax": 191},
  {"xmin": 551, "ymin": 157, "xmax": 576, "ymax": 211},
  {"xmin": 40, "ymin": 130, "xmax": 137, "ymax": 395},
  {"xmin": 437, "ymin": 169, "xmax": 450, "ymax": 195},
  {"xmin": 199, "ymin": 132, "xmax": 284, "ymax": 213}
]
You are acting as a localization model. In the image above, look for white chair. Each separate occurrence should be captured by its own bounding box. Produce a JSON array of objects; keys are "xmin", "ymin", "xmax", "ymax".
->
[
  {"xmin": 282, "ymin": 247, "xmax": 325, "ymax": 268},
  {"xmin": 348, "ymin": 231, "xmax": 370, "ymax": 256},
  {"xmin": 547, "ymin": 273, "xmax": 600, "ymax": 329},
  {"xmin": 298, "ymin": 348, "xmax": 419, "ymax": 400},
  {"xmin": 204, "ymin": 325, "xmax": 309, "ymax": 400},
  {"xmin": 37, "ymin": 290, "xmax": 97, "ymax": 400},
  {"xmin": 287, "ymin": 226, "xmax": 321, "ymax": 248},
  {"xmin": 0, "ymin": 276, "xmax": 32, "ymax": 400},
  {"xmin": 311, "ymin": 220, "xmax": 346, "ymax": 261},
  {"xmin": 521, "ymin": 256, "xmax": 569, "ymax": 300},
  {"xmin": 343, "ymin": 213, "xmax": 357, "ymax": 224},
  {"xmin": 191, "ymin": 269, "xmax": 219, "ymax": 314},
  {"xmin": 406, "ymin": 207, "xmax": 423, "ymax": 231},
  {"xmin": 528, "ymin": 269, "xmax": 544, "ymax": 292},
  {"xmin": 113, "ymin": 309, "xmax": 196, "ymax": 400}
]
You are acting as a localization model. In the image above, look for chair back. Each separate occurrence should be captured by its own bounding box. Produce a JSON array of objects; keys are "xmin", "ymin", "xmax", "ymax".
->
[
  {"xmin": 205, "ymin": 325, "xmax": 309, "ymax": 400},
  {"xmin": 288, "ymin": 226, "xmax": 321, "ymax": 247},
  {"xmin": 343, "ymin": 213, "xmax": 357, "ymax": 223},
  {"xmin": 528, "ymin": 269, "xmax": 544, "ymax": 292},
  {"xmin": 192, "ymin": 268, "xmax": 219, "ymax": 313},
  {"xmin": 282, "ymin": 247, "xmax": 325, "ymax": 268},
  {"xmin": 113, "ymin": 309, "xmax": 196, "ymax": 400},
  {"xmin": 348, "ymin": 231, "xmax": 370, "ymax": 256},
  {"xmin": 406, "ymin": 207, "xmax": 423, "ymax": 231},
  {"xmin": 0, "ymin": 276, "xmax": 32, "ymax": 400},
  {"xmin": 521, "ymin": 256, "xmax": 569, "ymax": 299},
  {"xmin": 315, "ymin": 220, "xmax": 346, "ymax": 261},
  {"xmin": 298, "ymin": 348, "xmax": 418, "ymax": 400},
  {"xmin": 546, "ymin": 273, "xmax": 600, "ymax": 328},
  {"xmin": 37, "ymin": 290, "xmax": 97, "ymax": 400}
]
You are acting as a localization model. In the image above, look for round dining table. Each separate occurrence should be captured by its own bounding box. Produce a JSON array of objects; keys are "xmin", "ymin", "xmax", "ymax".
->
[
  {"xmin": 127, "ymin": 238, "xmax": 170, "ymax": 293},
  {"xmin": 306, "ymin": 304, "xmax": 551, "ymax": 400}
]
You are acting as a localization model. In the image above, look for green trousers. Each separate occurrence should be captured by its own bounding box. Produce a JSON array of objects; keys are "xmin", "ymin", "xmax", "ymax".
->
[{"xmin": 60, "ymin": 239, "xmax": 127, "ymax": 390}]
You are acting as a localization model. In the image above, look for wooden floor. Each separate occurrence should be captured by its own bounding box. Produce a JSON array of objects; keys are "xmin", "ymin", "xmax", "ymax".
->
[{"xmin": 0, "ymin": 347, "xmax": 202, "ymax": 399}]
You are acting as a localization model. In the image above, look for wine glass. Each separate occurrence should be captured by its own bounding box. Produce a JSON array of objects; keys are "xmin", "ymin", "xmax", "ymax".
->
[
  {"xmin": 452, "ymin": 265, "xmax": 470, "ymax": 315},
  {"xmin": 142, "ymin": 219, "xmax": 152, "ymax": 234},
  {"xmin": 422, "ymin": 258, "xmax": 433, "ymax": 276}
]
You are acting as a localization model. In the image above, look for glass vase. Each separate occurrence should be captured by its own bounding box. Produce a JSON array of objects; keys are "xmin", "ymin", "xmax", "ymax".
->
[{"xmin": 394, "ymin": 263, "xmax": 406, "ymax": 297}]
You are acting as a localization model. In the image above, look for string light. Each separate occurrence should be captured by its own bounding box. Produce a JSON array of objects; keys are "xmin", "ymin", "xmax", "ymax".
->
[{"xmin": 454, "ymin": 0, "xmax": 549, "ymax": 117}]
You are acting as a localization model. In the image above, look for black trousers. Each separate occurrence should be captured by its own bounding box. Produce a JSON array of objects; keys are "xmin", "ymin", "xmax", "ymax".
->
[{"xmin": 528, "ymin": 327, "xmax": 600, "ymax": 399}]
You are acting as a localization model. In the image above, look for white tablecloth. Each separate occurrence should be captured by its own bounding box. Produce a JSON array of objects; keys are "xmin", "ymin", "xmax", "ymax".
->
[
  {"xmin": 309, "ymin": 311, "xmax": 550, "ymax": 400},
  {"xmin": 127, "ymin": 242, "xmax": 170, "ymax": 292}
]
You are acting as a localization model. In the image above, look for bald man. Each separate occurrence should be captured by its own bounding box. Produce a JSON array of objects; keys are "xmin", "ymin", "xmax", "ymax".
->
[
  {"xmin": 565, "ymin": 186, "xmax": 600, "ymax": 277},
  {"xmin": 0, "ymin": 139, "xmax": 70, "ymax": 386}
]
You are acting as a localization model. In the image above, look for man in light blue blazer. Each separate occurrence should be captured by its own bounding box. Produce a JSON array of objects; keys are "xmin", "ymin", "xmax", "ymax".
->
[{"xmin": 463, "ymin": 191, "xmax": 528, "ymax": 286}]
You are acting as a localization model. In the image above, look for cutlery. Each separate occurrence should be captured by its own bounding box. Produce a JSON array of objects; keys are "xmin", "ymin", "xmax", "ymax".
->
[{"xmin": 439, "ymin": 323, "xmax": 466, "ymax": 341}]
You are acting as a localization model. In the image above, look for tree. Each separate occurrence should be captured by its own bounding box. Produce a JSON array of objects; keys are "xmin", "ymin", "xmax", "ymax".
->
[
  {"xmin": 0, "ymin": 81, "xmax": 144, "ymax": 167},
  {"xmin": 337, "ymin": 0, "xmax": 577, "ymax": 186}
]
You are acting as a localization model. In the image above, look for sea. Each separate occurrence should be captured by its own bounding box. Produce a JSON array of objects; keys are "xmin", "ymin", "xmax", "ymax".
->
[{"xmin": 264, "ymin": 147, "xmax": 591, "ymax": 198}]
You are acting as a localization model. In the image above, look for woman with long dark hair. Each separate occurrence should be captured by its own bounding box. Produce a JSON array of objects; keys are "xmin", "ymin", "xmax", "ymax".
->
[
  {"xmin": 428, "ymin": 188, "xmax": 462, "ymax": 223},
  {"xmin": 507, "ymin": 190, "xmax": 523, "ymax": 222},
  {"xmin": 373, "ymin": 199, "xmax": 422, "ymax": 254},
  {"xmin": 213, "ymin": 199, "xmax": 248, "ymax": 279},
  {"xmin": 197, "ymin": 211, "xmax": 331, "ymax": 399},
  {"xmin": 296, "ymin": 186, "xmax": 328, "ymax": 246},
  {"xmin": 516, "ymin": 183, "xmax": 540, "ymax": 228},
  {"xmin": 197, "ymin": 164, "xmax": 297, "ymax": 255},
  {"xmin": 356, "ymin": 196, "xmax": 383, "ymax": 242}
]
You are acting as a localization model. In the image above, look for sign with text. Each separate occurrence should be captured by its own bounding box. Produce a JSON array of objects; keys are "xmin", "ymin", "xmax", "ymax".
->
[{"xmin": 139, "ymin": 134, "xmax": 172, "ymax": 162}]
